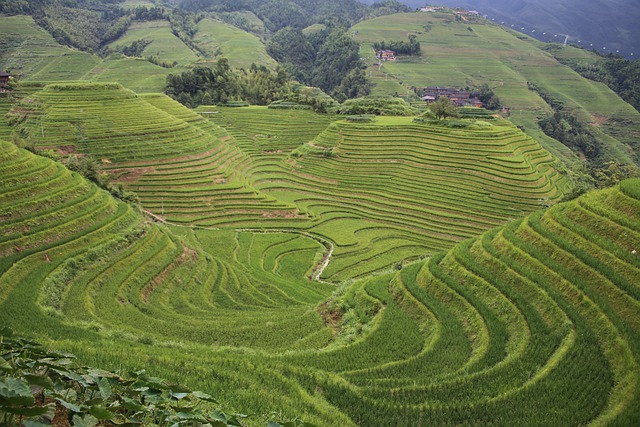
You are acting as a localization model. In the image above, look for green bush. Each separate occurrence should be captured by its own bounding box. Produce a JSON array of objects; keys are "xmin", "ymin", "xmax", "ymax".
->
[{"xmin": 337, "ymin": 97, "xmax": 416, "ymax": 116}]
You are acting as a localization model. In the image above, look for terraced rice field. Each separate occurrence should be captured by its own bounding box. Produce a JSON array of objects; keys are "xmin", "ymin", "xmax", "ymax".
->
[
  {"xmin": 353, "ymin": 12, "xmax": 640, "ymax": 166},
  {"xmin": 12, "ymin": 83, "xmax": 300, "ymax": 226},
  {"xmin": 1, "ymin": 136, "xmax": 639, "ymax": 425},
  {"xmin": 205, "ymin": 108, "xmax": 565, "ymax": 280},
  {"xmin": 0, "ymin": 15, "xmax": 100, "ymax": 81},
  {"xmin": 107, "ymin": 20, "xmax": 200, "ymax": 66},
  {"xmin": 193, "ymin": 19, "xmax": 277, "ymax": 70},
  {"xmin": 11, "ymin": 84, "xmax": 567, "ymax": 280}
]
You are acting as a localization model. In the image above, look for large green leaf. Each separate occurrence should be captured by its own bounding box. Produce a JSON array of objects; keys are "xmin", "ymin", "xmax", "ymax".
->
[
  {"xmin": 89, "ymin": 404, "xmax": 114, "ymax": 420},
  {"xmin": 0, "ymin": 377, "xmax": 36, "ymax": 406},
  {"xmin": 192, "ymin": 390, "xmax": 218, "ymax": 403},
  {"xmin": 2, "ymin": 405, "xmax": 50, "ymax": 416},
  {"xmin": 55, "ymin": 397, "xmax": 83, "ymax": 413},
  {"xmin": 98, "ymin": 377, "xmax": 112, "ymax": 400},
  {"xmin": 209, "ymin": 410, "xmax": 227, "ymax": 422},
  {"xmin": 24, "ymin": 374, "xmax": 55, "ymax": 390},
  {"xmin": 72, "ymin": 414, "xmax": 99, "ymax": 427},
  {"xmin": 175, "ymin": 411, "xmax": 207, "ymax": 422},
  {"xmin": 120, "ymin": 396, "xmax": 145, "ymax": 412},
  {"xmin": 0, "ymin": 357, "xmax": 11, "ymax": 372},
  {"xmin": 87, "ymin": 368, "xmax": 119, "ymax": 379}
]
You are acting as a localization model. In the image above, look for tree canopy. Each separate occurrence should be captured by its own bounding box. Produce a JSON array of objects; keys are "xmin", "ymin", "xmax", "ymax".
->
[{"xmin": 429, "ymin": 97, "xmax": 459, "ymax": 120}]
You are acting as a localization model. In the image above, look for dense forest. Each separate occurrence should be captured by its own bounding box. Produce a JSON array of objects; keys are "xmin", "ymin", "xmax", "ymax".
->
[
  {"xmin": 267, "ymin": 26, "xmax": 372, "ymax": 101},
  {"xmin": 165, "ymin": 60, "xmax": 290, "ymax": 107}
]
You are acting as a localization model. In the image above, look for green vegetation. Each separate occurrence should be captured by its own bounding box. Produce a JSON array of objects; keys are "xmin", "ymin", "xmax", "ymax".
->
[
  {"xmin": 107, "ymin": 20, "xmax": 199, "ymax": 66},
  {"xmin": 193, "ymin": 18, "xmax": 277, "ymax": 70},
  {"xmin": 1, "ymin": 133, "xmax": 639, "ymax": 424},
  {"xmin": 352, "ymin": 11, "xmax": 640, "ymax": 183},
  {"xmin": 9, "ymin": 81, "xmax": 565, "ymax": 280},
  {"xmin": 267, "ymin": 26, "xmax": 371, "ymax": 100},
  {"xmin": 2, "ymin": 5, "xmax": 640, "ymax": 426},
  {"xmin": 166, "ymin": 61, "xmax": 290, "ymax": 107},
  {"xmin": 372, "ymin": 34, "xmax": 421, "ymax": 56},
  {"xmin": 546, "ymin": 45, "xmax": 640, "ymax": 112},
  {"xmin": 0, "ymin": 328, "xmax": 246, "ymax": 427},
  {"xmin": 336, "ymin": 97, "xmax": 414, "ymax": 116},
  {"xmin": 428, "ymin": 97, "xmax": 459, "ymax": 120}
]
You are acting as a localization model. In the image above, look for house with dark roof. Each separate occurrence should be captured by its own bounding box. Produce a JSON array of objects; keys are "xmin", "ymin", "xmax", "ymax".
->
[
  {"xmin": 0, "ymin": 71, "xmax": 12, "ymax": 89},
  {"xmin": 422, "ymin": 86, "xmax": 484, "ymax": 108}
]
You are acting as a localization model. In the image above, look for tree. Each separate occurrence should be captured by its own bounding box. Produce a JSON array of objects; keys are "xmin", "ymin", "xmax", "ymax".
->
[
  {"xmin": 429, "ymin": 97, "xmax": 459, "ymax": 120},
  {"xmin": 332, "ymin": 68, "xmax": 372, "ymax": 103},
  {"xmin": 311, "ymin": 29, "xmax": 362, "ymax": 93},
  {"xmin": 477, "ymin": 84, "xmax": 500, "ymax": 110}
]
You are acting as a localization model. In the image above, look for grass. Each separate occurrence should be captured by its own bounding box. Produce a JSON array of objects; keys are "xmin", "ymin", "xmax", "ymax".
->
[
  {"xmin": 193, "ymin": 19, "xmax": 277, "ymax": 70},
  {"xmin": 107, "ymin": 20, "xmax": 200, "ymax": 66}
]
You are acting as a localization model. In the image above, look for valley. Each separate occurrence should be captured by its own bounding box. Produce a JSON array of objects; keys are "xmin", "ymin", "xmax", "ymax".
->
[{"xmin": 1, "ymin": 3, "xmax": 639, "ymax": 426}]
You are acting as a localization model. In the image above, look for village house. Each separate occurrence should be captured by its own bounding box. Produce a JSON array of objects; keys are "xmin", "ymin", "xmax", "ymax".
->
[
  {"xmin": 421, "ymin": 86, "xmax": 484, "ymax": 108},
  {"xmin": 0, "ymin": 71, "xmax": 12, "ymax": 94},
  {"xmin": 0, "ymin": 71, "xmax": 11, "ymax": 88},
  {"xmin": 456, "ymin": 10, "xmax": 480, "ymax": 16},
  {"xmin": 376, "ymin": 50, "xmax": 396, "ymax": 62},
  {"xmin": 420, "ymin": 6, "xmax": 444, "ymax": 13}
]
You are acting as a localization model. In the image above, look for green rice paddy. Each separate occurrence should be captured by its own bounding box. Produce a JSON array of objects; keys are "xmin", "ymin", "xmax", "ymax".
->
[
  {"xmin": 1, "ymin": 133, "xmax": 638, "ymax": 425},
  {"xmin": 1, "ymin": 10, "xmax": 640, "ymax": 426}
]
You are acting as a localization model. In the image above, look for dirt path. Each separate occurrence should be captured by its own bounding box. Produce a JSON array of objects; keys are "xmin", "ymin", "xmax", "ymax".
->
[{"xmin": 143, "ymin": 211, "xmax": 334, "ymax": 283}]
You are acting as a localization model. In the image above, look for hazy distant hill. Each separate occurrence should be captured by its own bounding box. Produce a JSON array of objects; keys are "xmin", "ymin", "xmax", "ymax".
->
[{"xmin": 361, "ymin": 0, "xmax": 640, "ymax": 58}]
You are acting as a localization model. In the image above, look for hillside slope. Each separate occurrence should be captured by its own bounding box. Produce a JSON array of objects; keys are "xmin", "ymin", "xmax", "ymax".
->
[
  {"xmin": 10, "ymin": 83, "xmax": 567, "ymax": 280},
  {"xmin": 353, "ymin": 11, "xmax": 640, "ymax": 168},
  {"xmin": 381, "ymin": 0, "xmax": 640, "ymax": 57},
  {"xmin": 1, "ymin": 137, "xmax": 639, "ymax": 425},
  {"xmin": 0, "ymin": 14, "xmax": 277, "ymax": 93}
]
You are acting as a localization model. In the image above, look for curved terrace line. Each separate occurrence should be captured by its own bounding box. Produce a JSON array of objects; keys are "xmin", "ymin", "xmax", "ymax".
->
[{"xmin": 143, "ymin": 209, "xmax": 335, "ymax": 283}]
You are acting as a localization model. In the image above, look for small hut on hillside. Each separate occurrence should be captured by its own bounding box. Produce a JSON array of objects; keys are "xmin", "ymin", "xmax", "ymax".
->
[
  {"xmin": 376, "ymin": 50, "xmax": 396, "ymax": 61},
  {"xmin": 0, "ymin": 71, "xmax": 12, "ymax": 87}
]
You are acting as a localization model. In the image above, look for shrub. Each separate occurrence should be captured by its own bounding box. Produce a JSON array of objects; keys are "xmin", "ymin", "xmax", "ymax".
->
[{"xmin": 338, "ymin": 97, "xmax": 415, "ymax": 116}]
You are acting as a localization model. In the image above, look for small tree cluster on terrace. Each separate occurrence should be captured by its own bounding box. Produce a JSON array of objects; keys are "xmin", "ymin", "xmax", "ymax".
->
[
  {"xmin": 429, "ymin": 97, "xmax": 459, "ymax": 120},
  {"xmin": 165, "ymin": 60, "xmax": 290, "ymax": 107},
  {"xmin": 373, "ymin": 34, "xmax": 421, "ymax": 56}
]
